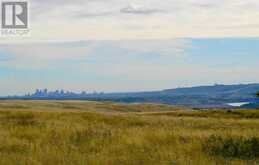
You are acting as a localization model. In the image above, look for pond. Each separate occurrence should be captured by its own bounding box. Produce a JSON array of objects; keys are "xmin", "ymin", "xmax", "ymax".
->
[{"xmin": 227, "ymin": 102, "xmax": 250, "ymax": 107}]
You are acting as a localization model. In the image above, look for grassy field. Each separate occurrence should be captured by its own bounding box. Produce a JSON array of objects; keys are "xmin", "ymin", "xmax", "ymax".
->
[{"xmin": 0, "ymin": 100, "xmax": 258, "ymax": 165}]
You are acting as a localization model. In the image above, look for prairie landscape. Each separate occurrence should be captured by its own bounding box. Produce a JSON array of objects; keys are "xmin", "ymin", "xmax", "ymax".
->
[{"xmin": 0, "ymin": 100, "xmax": 258, "ymax": 165}]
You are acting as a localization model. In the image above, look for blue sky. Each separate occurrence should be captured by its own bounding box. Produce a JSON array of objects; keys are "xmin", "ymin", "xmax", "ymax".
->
[
  {"xmin": 1, "ymin": 0, "xmax": 259, "ymax": 95},
  {"xmin": 0, "ymin": 38, "xmax": 259, "ymax": 96}
]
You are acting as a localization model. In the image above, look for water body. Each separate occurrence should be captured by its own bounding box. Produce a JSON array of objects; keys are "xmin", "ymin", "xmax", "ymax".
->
[{"xmin": 227, "ymin": 102, "xmax": 250, "ymax": 107}]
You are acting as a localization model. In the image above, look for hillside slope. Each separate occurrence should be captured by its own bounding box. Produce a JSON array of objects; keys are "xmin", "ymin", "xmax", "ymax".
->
[
  {"xmin": 0, "ymin": 101, "xmax": 258, "ymax": 165},
  {"xmin": 3, "ymin": 84, "xmax": 259, "ymax": 108}
]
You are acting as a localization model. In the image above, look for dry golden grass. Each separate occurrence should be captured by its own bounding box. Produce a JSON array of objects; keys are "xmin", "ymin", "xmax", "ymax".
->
[{"xmin": 0, "ymin": 100, "xmax": 258, "ymax": 165}]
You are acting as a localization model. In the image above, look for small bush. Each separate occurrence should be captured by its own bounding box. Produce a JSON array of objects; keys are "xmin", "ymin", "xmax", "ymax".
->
[
  {"xmin": 70, "ymin": 128, "xmax": 113, "ymax": 145},
  {"xmin": 4, "ymin": 113, "xmax": 38, "ymax": 126},
  {"xmin": 0, "ymin": 140, "xmax": 28, "ymax": 154},
  {"xmin": 203, "ymin": 135, "xmax": 259, "ymax": 159}
]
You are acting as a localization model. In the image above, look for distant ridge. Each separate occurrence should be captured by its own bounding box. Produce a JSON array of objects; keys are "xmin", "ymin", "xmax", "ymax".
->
[
  {"xmin": 162, "ymin": 83, "xmax": 259, "ymax": 96},
  {"xmin": 2, "ymin": 83, "xmax": 259, "ymax": 108}
]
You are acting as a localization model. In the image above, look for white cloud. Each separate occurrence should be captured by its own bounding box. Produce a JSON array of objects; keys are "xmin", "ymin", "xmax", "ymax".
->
[
  {"xmin": 1, "ymin": 0, "xmax": 259, "ymax": 41},
  {"xmin": 0, "ymin": 39, "xmax": 190, "ymax": 69},
  {"xmin": 109, "ymin": 39, "xmax": 190, "ymax": 56},
  {"xmin": 120, "ymin": 4, "xmax": 164, "ymax": 15},
  {"xmin": 0, "ymin": 41, "xmax": 96, "ymax": 69}
]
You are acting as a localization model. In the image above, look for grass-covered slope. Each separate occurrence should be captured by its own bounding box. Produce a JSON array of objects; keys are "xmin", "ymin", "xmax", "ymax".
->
[{"xmin": 0, "ymin": 101, "xmax": 258, "ymax": 165}]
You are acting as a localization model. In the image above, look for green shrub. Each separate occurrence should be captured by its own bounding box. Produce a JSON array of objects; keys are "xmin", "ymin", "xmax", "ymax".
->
[{"xmin": 203, "ymin": 135, "xmax": 259, "ymax": 159}]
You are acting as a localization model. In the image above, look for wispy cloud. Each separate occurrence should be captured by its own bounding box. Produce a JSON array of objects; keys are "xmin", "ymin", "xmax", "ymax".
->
[
  {"xmin": 120, "ymin": 4, "xmax": 165, "ymax": 15},
  {"xmin": 2, "ymin": 0, "xmax": 259, "ymax": 41},
  {"xmin": 0, "ymin": 39, "xmax": 190, "ymax": 69},
  {"xmin": 76, "ymin": 11, "xmax": 114, "ymax": 18}
]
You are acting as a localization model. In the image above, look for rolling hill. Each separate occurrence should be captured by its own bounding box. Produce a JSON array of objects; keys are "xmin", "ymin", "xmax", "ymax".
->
[{"xmin": 3, "ymin": 84, "xmax": 259, "ymax": 108}]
